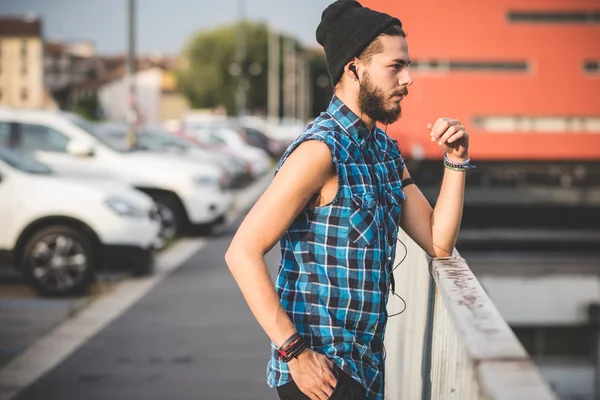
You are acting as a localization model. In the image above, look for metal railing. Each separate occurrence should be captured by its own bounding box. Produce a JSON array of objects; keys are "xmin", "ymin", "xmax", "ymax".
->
[{"xmin": 384, "ymin": 231, "xmax": 558, "ymax": 400}]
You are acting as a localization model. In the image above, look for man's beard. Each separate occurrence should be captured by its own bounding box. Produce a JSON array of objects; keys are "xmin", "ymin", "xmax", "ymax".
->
[{"xmin": 358, "ymin": 73, "xmax": 407, "ymax": 125}]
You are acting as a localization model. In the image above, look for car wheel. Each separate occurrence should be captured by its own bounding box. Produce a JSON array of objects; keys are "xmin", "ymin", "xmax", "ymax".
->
[
  {"xmin": 21, "ymin": 225, "xmax": 96, "ymax": 297},
  {"xmin": 151, "ymin": 193, "xmax": 187, "ymax": 241}
]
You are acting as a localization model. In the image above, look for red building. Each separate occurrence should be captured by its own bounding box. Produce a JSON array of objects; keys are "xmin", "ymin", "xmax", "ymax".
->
[{"xmin": 364, "ymin": 0, "xmax": 600, "ymax": 161}]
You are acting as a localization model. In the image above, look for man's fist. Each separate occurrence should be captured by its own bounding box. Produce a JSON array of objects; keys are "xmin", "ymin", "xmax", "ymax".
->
[{"xmin": 427, "ymin": 118, "xmax": 470, "ymax": 161}]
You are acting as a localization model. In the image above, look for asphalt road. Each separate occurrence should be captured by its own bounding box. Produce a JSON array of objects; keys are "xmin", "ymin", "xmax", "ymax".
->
[{"xmin": 12, "ymin": 216, "xmax": 281, "ymax": 400}]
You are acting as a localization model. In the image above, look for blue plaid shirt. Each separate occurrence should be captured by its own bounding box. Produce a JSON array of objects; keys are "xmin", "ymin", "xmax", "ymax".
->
[{"xmin": 267, "ymin": 95, "xmax": 407, "ymax": 400}]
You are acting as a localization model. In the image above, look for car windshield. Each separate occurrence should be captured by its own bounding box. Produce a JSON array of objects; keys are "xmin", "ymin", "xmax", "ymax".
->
[
  {"xmin": 216, "ymin": 128, "xmax": 247, "ymax": 147},
  {"xmin": 141, "ymin": 127, "xmax": 191, "ymax": 149},
  {"xmin": 62, "ymin": 114, "xmax": 131, "ymax": 153},
  {"xmin": 96, "ymin": 125, "xmax": 190, "ymax": 152},
  {"xmin": 95, "ymin": 129, "xmax": 132, "ymax": 152},
  {"xmin": 0, "ymin": 148, "xmax": 52, "ymax": 175}
]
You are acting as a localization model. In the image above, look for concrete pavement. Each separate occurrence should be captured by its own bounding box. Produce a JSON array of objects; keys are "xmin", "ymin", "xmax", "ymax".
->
[{"xmin": 7, "ymin": 213, "xmax": 281, "ymax": 400}]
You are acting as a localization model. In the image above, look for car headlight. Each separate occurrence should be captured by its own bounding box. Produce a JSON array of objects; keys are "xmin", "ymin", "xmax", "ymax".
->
[
  {"xmin": 105, "ymin": 196, "xmax": 145, "ymax": 218},
  {"xmin": 193, "ymin": 175, "xmax": 220, "ymax": 188}
]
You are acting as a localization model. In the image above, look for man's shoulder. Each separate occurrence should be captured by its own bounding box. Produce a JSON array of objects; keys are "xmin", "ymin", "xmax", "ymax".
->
[
  {"xmin": 285, "ymin": 113, "xmax": 350, "ymax": 153},
  {"xmin": 276, "ymin": 114, "xmax": 346, "ymax": 172},
  {"xmin": 300, "ymin": 112, "xmax": 342, "ymax": 141}
]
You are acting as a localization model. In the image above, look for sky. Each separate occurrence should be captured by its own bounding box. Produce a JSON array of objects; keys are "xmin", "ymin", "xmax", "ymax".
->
[{"xmin": 0, "ymin": 0, "xmax": 334, "ymax": 55}]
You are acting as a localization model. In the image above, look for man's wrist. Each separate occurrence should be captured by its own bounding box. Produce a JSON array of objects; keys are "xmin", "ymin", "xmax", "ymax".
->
[
  {"xmin": 276, "ymin": 328, "xmax": 300, "ymax": 348},
  {"xmin": 277, "ymin": 333, "xmax": 307, "ymax": 362},
  {"xmin": 445, "ymin": 153, "xmax": 469, "ymax": 163},
  {"xmin": 287, "ymin": 348, "xmax": 309, "ymax": 368}
]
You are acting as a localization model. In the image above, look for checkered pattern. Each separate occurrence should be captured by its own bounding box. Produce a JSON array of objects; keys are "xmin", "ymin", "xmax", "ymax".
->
[{"xmin": 266, "ymin": 95, "xmax": 407, "ymax": 400}]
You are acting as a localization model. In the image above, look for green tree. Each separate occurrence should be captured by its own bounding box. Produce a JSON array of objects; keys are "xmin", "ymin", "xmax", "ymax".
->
[
  {"xmin": 176, "ymin": 21, "xmax": 332, "ymax": 118},
  {"xmin": 72, "ymin": 94, "xmax": 103, "ymax": 121},
  {"xmin": 176, "ymin": 21, "xmax": 269, "ymax": 115}
]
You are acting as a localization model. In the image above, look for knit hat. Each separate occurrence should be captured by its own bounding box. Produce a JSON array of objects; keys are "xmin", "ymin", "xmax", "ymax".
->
[{"xmin": 316, "ymin": 0, "xmax": 402, "ymax": 86}]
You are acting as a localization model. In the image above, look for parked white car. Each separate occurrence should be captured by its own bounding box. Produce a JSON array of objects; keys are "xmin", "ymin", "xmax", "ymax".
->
[
  {"xmin": 0, "ymin": 148, "xmax": 161, "ymax": 296},
  {"xmin": 95, "ymin": 122, "xmax": 251, "ymax": 188},
  {"xmin": 181, "ymin": 116, "xmax": 272, "ymax": 177},
  {"xmin": 0, "ymin": 109, "xmax": 233, "ymax": 240}
]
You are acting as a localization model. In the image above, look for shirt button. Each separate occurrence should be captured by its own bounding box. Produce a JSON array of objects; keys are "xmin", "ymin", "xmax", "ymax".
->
[{"xmin": 388, "ymin": 256, "xmax": 392, "ymax": 260}]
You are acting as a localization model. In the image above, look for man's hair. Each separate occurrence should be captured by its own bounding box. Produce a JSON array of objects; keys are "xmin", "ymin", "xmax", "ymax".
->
[
  {"xmin": 358, "ymin": 24, "xmax": 406, "ymax": 65},
  {"xmin": 335, "ymin": 25, "xmax": 406, "ymax": 90}
]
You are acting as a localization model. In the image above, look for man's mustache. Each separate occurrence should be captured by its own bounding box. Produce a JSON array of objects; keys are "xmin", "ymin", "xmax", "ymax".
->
[{"xmin": 392, "ymin": 88, "xmax": 409, "ymax": 97}]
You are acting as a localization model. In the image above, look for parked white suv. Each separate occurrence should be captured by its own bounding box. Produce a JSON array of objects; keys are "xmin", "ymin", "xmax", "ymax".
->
[
  {"xmin": 0, "ymin": 148, "xmax": 161, "ymax": 296},
  {"xmin": 0, "ymin": 109, "xmax": 233, "ymax": 240}
]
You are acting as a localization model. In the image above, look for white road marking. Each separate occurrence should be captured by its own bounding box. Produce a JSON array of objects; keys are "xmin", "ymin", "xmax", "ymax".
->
[{"xmin": 0, "ymin": 238, "xmax": 205, "ymax": 400}]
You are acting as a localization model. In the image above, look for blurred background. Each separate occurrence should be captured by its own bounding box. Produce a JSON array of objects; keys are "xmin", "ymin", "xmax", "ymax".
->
[{"xmin": 0, "ymin": 1, "xmax": 598, "ymax": 400}]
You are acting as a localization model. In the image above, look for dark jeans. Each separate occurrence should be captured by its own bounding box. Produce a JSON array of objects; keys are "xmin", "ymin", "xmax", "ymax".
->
[{"xmin": 276, "ymin": 364, "xmax": 368, "ymax": 400}]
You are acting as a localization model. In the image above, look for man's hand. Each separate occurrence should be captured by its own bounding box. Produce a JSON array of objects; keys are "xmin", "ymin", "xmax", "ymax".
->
[
  {"xmin": 287, "ymin": 349, "xmax": 337, "ymax": 400},
  {"xmin": 427, "ymin": 118, "xmax": 470, "ymax": 161}
]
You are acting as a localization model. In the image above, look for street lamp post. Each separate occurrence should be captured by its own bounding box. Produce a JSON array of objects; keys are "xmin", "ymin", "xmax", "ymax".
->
[
  {"xmin": 235, "ymin": 0, "xmax": 247, "ymax": 119},
  {"xmin": 126, "ymin": 0, "xmax": 138, "ymax": 148},
  {"xmin": 268, "ymin": 26, "xmax": 280, "ymax": 124}
]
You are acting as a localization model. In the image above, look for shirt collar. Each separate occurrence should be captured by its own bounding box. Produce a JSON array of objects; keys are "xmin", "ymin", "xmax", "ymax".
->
[{"xmin": 327, "ymin": 94, "xmax": 377, "ymax": 146}]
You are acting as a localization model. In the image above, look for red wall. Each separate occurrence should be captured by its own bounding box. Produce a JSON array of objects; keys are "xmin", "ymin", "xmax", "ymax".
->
[{"xmin": 364, "ymin": 0, "xmax": 600, "ymax": 160}]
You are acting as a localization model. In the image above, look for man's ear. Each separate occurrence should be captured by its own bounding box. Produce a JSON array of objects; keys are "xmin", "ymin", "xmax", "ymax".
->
[{"xmin": 345, "ymin": 61, "xmax": 360, "ymax": 82}]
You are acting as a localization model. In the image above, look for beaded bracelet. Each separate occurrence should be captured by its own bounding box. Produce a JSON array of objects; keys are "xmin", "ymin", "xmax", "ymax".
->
[{"xmin": 444, "ymin": 153, "xmax": 476, "ymax": 171}]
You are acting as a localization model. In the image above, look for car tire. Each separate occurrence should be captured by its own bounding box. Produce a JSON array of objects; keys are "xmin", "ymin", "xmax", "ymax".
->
[
  {"xmin": 151, "ymin": 193, "xmax": 187, "ymax": 241},
  {"xmin": 21, "ymin": 225, "xmax": 96, "ymax": 297}
]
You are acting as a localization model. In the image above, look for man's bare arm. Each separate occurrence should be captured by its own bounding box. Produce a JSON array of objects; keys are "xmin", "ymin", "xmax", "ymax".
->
[
  {"xmin": 225, "ymin": 140, "xmax": 338, "ymax": 400},
  {"xmin": 400, "ymin": 167, "xmax": 465, "ymax": 258},
  {"xmin": 225, "ymin": 140, "xmax": 333, "ymax": 345},
  {"xmin": 399, "ymin": 118, "xmax": 469, "ymax": 258}
]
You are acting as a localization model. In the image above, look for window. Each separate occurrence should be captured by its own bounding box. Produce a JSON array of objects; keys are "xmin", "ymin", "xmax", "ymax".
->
[
  {"xmin": 411, "ymin": 60, "xmax": 528, "ymax": 73},
  {"xmin": 584, "ymin": 60, "xmax": 600, "ymax": 74},
  {"xmin": 473, "ymin": 116, "xmax": 600, "ymax": 133},
  {"xmin": 208, "ymin": 132, "xmax": 227, "ymax": 145},
  {"xmin": 21, "ymin": 88, "xmax": 28, "ymax": 102},
  {"xmin": 508, "ymin": 11, "xmax": 600, "ymax": 24},
  {"xmin": 19, "ymin": 123, "xmax": 69, "ymax": 153},
  {"xmin": 21, "ymin": 40, "xmax": 27, "ymax": 58}
]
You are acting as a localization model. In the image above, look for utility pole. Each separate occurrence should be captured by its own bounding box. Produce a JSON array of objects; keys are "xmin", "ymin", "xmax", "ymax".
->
[
  {"xmin": 307, "ymin": 56, "xmax": 313, "ymax": 120},
  {"xmin": 294, "ymin": 52, "xmax": 304, "ymax": 119},
  {"xmin": 298, "ymin": 53, "xmax": 311, "ymax": 123},
  {"xmin": 283, "ymin": 37, "xmax": 295, "ymax": 121},
  {"xmin": 126, "ymin": 0, "xmax": 137, "ymax": 147},
  {"xmin": 290, "ymin": 40, "xmax": 297, "ymax": 121},
  {"xmin": 268, "ymin": 26, "xmax": 280, "ymax": 124},
  {"xmin": 235, "ymin": 0, "xmax": 247, "ymax": 119},
  {"xmin": 268, "ymin": 1, "xmax": 280, "ymax": 124}
]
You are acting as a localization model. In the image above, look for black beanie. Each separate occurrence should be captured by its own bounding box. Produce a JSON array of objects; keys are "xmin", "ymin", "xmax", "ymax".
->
[{"xmin": 316, "ymin": 0, "xmax": 402, "ymax": 86}]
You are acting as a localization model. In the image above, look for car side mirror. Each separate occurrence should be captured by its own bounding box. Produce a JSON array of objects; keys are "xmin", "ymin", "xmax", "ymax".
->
[{"xmin": 67, "ymin": 140, "xmax": 95, "ymax": 157}]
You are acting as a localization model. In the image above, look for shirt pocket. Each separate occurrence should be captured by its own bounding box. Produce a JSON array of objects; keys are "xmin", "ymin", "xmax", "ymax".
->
[
  {"xmin": 383, "ymin": 184, "xmax": 406, "ymax": 239},
  {"xmin": 348, "ymin": 190, "xmax": 379, "ymax": 247}
]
